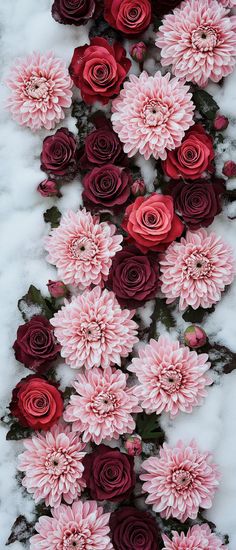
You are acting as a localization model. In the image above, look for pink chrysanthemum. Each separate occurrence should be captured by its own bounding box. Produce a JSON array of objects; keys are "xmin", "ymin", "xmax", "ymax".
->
[
  {"xmin": 156, "ymin": 0, "xmax": 236, "ymax": 87},
  {"xmin": 162, "ymin": 524, "xmax": 226, "ymax": 550},
  {"xmin": 218, "ymin": 0, "xmax": 236, "ymax": 6},
  {"xmin": 160, "ymin": 229, "xmax": 234, "ymax": 310},
  {"xmin": 30, "ymin": 501, "xmax": 113, "ymax": 550},
  {"xmin": 51, "ymin": 286, "xmax": 139, "ymax": 369},
  {"xmin": 6, "ymin": 52, "xmax": 72, "ymax": 131},
  {"xmin": 64, "ymin": 367, "xmax": 141, "ymax": 444},
  {"xmin": 45, "ymin": 209, "xmax": 122, "ymax": 289},
  {"xmin": 128, "ymin": 335, "xmax": 211, "ymax": 417},
  {"xmin": 111, "ymin": 71, "xmax": 194, "ymax": 160},
  {"xmin": 140, "ymin": 440, "xmax": 220, "ymax": 521},
  {"xmin": 18, "ymin": 422, "xmax": 86, "ymax": 508}
]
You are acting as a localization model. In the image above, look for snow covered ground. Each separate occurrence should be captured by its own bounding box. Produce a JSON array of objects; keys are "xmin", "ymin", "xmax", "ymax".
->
[{"xmin": 0, "ymin": 1, "xmax": 236, "ymax": 547}]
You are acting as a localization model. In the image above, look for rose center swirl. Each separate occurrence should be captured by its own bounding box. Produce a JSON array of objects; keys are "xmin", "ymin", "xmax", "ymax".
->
[
  {"xmin": 183, "ymin": 251, "xmax": 212, "ymax": 280},
  {"xmin": 191, "ymin": 26, "xmax": 218, "ymax": 52},
  {"xmin": 141, "ymin": 99, "xmax": 169, "ymax": 127},
  {"xmin": 91, "ymin": 391, "xmax": 118, "ymax": 417},
  {"xmin": 69, "ymin": 236, "xmax": 98, "ymax": 260},
  {"xmin": 25, "ymin": 76, "xmax": 50, "ymax": 99}
]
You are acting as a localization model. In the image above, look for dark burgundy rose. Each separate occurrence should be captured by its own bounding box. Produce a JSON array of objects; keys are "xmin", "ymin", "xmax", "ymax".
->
[
  {"xmin": 79, "ymin": 128, "xmax": 124, "ymax": 170},
  {"xmin": 41, "ymin": 128, "xmax": 78, "ymax": 179},
  {"xmin": 152, "ymin": 0, "xmax": 181, "ymax": 17},
  {"xmin": 107, "ymin": 246, "xmax": 159, "ymax": 307},
  {"xmin": 82, "ymin": 165, "xmax": 132, "ymax": 209},
  {"xmin": 168, "ymin": 178, "xmax": 225, "ymax": 230},
  {"xmin": 110, "ymin": 507, "xmax": 161, "ymax": 550},
  {"xmin": 13, "ymin": 316, "xmax": 60, "ymax": 372},
  {"xmin": 9, "ymin": 375, "xmax": 64, "ymax": 430},
  {"xmin": 83, "ymin": 444, "xmax": 135, "ymax": 502},
  {"xmin": 52, "ymin": 0, "xmax": 102, "ymax": 26}
]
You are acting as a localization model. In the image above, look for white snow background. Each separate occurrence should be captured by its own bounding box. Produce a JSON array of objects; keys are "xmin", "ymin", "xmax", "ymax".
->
[{"xmin": 0, "ymin": 0, "xmax": 236, "ymax": 547}]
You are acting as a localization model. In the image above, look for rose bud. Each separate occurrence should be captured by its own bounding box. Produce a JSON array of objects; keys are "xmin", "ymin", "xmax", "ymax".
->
[
  {"xmin": 124, "ymin": 434, "xmax": 142, "ymax": 456},
  {"xmin": 47, "ymin": 280, "xmax": 68, "ymax": 299},
  {"xmin": 213, "ymin": 114, "xmax": 229, "ymax": 131},
  {"xmin": 223, "ymin": 160, "xmax": 236, "ymax": 178},
  {"xmin": 37, "ymin": 179, "xmax": 60, "ymax": 197},
  {"xmin": 130, "ymin": 42, "xmax": 148, "ymax": 63},
  {"xmin": 131, "ymin": 178, "xmax": 146, "ymax": 197},
  {"xmin": 184, "ymin": 325, "xmax": 207, "ymax": 349}
]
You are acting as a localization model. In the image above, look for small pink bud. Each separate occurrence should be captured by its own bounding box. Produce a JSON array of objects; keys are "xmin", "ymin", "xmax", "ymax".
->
[
  {"xmin": 222, "ymin": 161, "xmax": 236, "ymax": 178},
  {"xmin": 213, "ymin": 114, "xmax": 229, "ymax": 131},
  {"xmin": 131, "ymin": 178, "xmax": 146, "ymax": 197},
  {"xmin": 124, "ymin": 435, "xmax": 142, "ymax": 456},
  {"xmin": 37, "ymin": 179, "xmax": 60, "ymax": 197},
  {"xmin": 130, "ymin": 42, "xmax": 147, "ymax": 63},
  {"xmin": 184, "ymin": 325, "xmax": 207, "ymax": 349},
  {"xmin": 47, "ymin": 280, "xmax": 68, "ymax": 299}
]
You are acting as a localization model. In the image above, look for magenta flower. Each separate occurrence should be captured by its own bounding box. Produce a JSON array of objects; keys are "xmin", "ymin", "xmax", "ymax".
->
[
  {"xmin": 45, "ymin": 209, "xmax": 122, "ymax": 289},
  {"xmin": 6, "ymin": 52, "xmax": 72, "ymax": 131},
  {"xmin": 140, "ymin": 440, "xmax": 220, "ymax": 521},
  {"xmin": 30, "ymin": 500, "xmax": 113, "ymax": 550},
  {"xmin": 64, "ymin": 367, "xmax": 141, "ymax": 444},
  {"xmin": 156, "ymin": 0, "xmax": 236, "ymax": 87},
  {"xmin": 129, "ymin": 335, "xmax": 211, "ymax": 417},
  {"xmin": 51, "ymin": 286, "xmax": 138, "ymax": 369},
  {"xmin": 160, "ymin": 229, "xmax": 234, "ymax": 310},
  {"xmin": 18, "ymin": 422, "xmax": 86, "ymax": 508},
  {"xmin": 111, "ymin": 71, "xmax": 194, "ymax": 160},
  {"xmin": 162, "ymin": 524, "xmax": 226, "ymax": 549}
]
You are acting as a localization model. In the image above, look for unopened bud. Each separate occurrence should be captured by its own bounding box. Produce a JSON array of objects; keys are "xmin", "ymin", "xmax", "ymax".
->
[
  {"xmin": 130, "ymin": 42, "xmax": 148, "ymax": 64},
  {"xmin": 131, "ymin": 178, "xmax": 146, "ymax": 197},
  {"xmin": 37, "ymin": 179, "xmax": 60, "ymax": 197},
  {"xmin": 124, "ymin": 434, "xmax": 142, "ymax": 456},
  {"xmin": 47, "ymin": 280, "xmax": 68, "ymax": 299},
  {"xmin": 222, "ymin": 161, "xmax": 236, "ymax": 178},
  {"xmin": 213, "ymin": 114, "xmax": 229, "ymax": 131},
  {"xmin": 184, "ymin": 325, "xmax": 207, "ymax": 349}
]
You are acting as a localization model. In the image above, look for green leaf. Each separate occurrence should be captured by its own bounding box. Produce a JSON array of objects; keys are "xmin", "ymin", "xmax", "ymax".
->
[
  {"xmin": 149, "ymin": 298, "xmax": 176, "ymax": 340},
  {"xmin": 44, "ymin": 206, "xmax": 61, "ymax": 228},
  {"xmin": 182, "ymin": 305, "xmax": 215, "ymax": 323},
  {"xmin": 136, "ymin": 412, "xmax": 164, "ymax": 442},
  {"xmin": 6, "ymin": 515, "xmax": 35, "ymax": 546},
  {"xmin": 6, "ymin": 421, "xmax": 33, "ymax": 441},
  {"xmin": 18, "ymin": 284, "xmax": 53, "ymax": 321},
  {"xmin": 193, "ymin": 89, "xmax": 219, "ymax": 121}
]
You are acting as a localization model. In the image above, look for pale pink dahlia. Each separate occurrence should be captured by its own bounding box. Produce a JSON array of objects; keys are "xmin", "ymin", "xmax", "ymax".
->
[
  {"xmin": 30, "ymin": 500, "xmax": 113, "ymax": 550},
  {"xmin": 18, "ymin": 422, "xmax": 86, "ymax": 508},
  {"xmin": 45, "ymin": 209, "xmax": 122, "ymax": 289},
  {"xmin": 140, "ymin": 440, "xmax": 220, "ymax": 521},
  {"xmin": 64, "ymin": 367, "xmax": 141, "ymax": 444},
  {"xmin": 128, "ymin": 334, "xmax": 211, "ymax": 417},
  {"xmin": 162, "ymin": 524, "xmax": 226, "ymax": 550},
  {"xmin": 156, "ymin": 0, "xmax": 236, "ymax": 87},
  {"xmin": 160, "ymin": 229, "xmax": 234, "ymax": 310},
  {"xmin": 6, "ymin": 52, "xmax": 72, "ymax": 131},
  {"xmin": 51, "ymin": 286, "xmax": 139, "ymax": 369},
  {"xmin": 111, "ymin": 71, "xmax": 194, "ymax": 160}
]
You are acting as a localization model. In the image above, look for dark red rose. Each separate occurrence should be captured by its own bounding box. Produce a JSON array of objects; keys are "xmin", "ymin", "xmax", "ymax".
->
[
  {"xmin": 110, "ymin": 507, "xmax": 161, "ymax": 550},
  {"xmin": 9, "ymin": 375, "xmax": 64, "ymax": 430},
  {"xmin": 104, "ymin": 0, "xmax": 152, "ymax": 36},
  {"xmin": 107, "ymin": 246, "xmax": 159, "ymax": 307},
  {"xmin": 162, "ymin": 124, "xmax": 215, "ymax": 180},
  {"xmin": 13, "ymin": 316, "xmax": 60, "ymax": 372},
  {"xmin": 168, "ymin": 178, "xmax": 225, "ymax": 230},
  {"xmin": 52, "ymin": 0, "xmax": 101, "ymax": 26},
  {"xmin": 41, "ymin": 128, "xmax": 78, "ymax": 179},
  {"xmin": 69, "ymin": 37, "xmax": 131, "ymax": 105},
  {"xmin": 152, "ymin": 0, "xmax": 181, "ymax": 16},
  {"xmin": 82, "ymin": 165, "xmax": 132, "ymax": 209},
  {"xmin": 83, "ymin": 444, "xmax": 135, "ymax": 502},
  {"xmin": 79, "ymin": 128, "xmax": 125, "ymax": 172}
]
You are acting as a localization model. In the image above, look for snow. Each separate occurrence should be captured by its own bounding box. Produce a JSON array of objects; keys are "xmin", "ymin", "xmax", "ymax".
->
[{"xmin": 1, "ymin": 0, "xmax": 236, "ymax": 548}]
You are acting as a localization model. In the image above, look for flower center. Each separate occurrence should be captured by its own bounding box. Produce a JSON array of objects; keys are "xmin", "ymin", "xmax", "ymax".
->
[
  {"xmin": 159, "ymin": 368, "xmax": 182, "ymax": 394},
  {"xmin": 69, "ymin": 237, "xmax": 98, "ymax": 260},
  {"xmin": 62, "ymin": 524, "xmax": 90, "ymax": 550},
  {"xmin": 25, "ymin": 76, "xmax": 50, "ymax": 99},
  {"xmin": 45, "ymin": 449, "xmax": 72, "ymax": 476},
  {"xmin": 191, "ymin": 26, "xmax": 218, "ymax": 52},
  {"xmin": 141, "ymin": 99, "xmax": 169, "ymax": 127},
  {"xmin": 91, "ymin": 391, "xmax": 118, "ymax": 417},
  {"xmin": 183, "ymin": 252, "xmax": 212, "ymax": 280},
  {"xmin": 172, "ymin": 469, "xmax": 192, "ymax": 492},
  {"xmin": 80, "ymin": 321, "xmax": 102, "ymax": 342}
]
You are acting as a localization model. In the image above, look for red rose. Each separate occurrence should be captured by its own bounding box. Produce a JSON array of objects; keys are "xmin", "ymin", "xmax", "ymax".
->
[
  {"xmin": 83, "ymin": 444, "xmax": 135, "ymax": 501},
  {"xmin": 13, "ymin": 316, "xmax": 60, "ymax": 372},
  {"xmin": 82, "ymin": 165, "xmax": 131, "ymax": 209},
  {"xmin": 41, "ymin": 128, "xmax": 78, "ymax": 179},
  {"xmin": 162, "ymin": 124, "xmax": 215, "ymax": 180},
  {"xmin": 69, "ymin": 37, "xmax": 131, "ymax": 105},
  {"xmin": 110, "ymin": 507, "xmax": 161, "ymax": 549},
  {"xmin": 79, "ymin": 115, "xmax": 126, "ymax": 170},
  {"xmin": 122, "ymin": 194, "xmax": 183, "ymax": 252},
  {"xmin": 9, "ymin": 375, "xmax": 64, "ymax": 430},
  {"xmin": 52, "ymin": 0, "xmax": 101, "ymax": 26},
  {"xmin": 104, "ymin": 0, "xmax": 152, "ymax": 36}
]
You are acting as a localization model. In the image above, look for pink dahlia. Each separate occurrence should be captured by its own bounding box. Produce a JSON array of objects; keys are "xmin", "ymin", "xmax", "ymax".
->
[
  {"xmin": 30, "ymin": 500, "xmax": 113, "ymax": 550},
  {"xmin": 51, "ymin": 286, "xmax": 138, "ymax": 369},
  {"xmin": 128, "ymin": 334, "xmax": 211, "ymax": 417},
  {"xmin": 111, "ymin": 71, "xmax": 194, "ymax": 160},
  {"xmin": 45, "ymin": 209, "xmax": 122, "ymax": 289},
  {"xmin": 6, "ymin": 52, "xmax": 72, "ymax": 131},
  {"xmin": 162, "ymin": 524, "xmax": 226, "ymax": 549},
  {"xmin": 140, "ymin": 440, "xmax": 220, "ymax": 521},
  {"xmin": 218, "ymin": 0, "xmax": 236, "ymax": 6},
  {"xmin": 64, "ymin": 367, "xmax": 141, "ymax": 444},
  {"xmin": 18, "ymin": 422, "xmax": 86, "ymax": 508},
  {"xmin": 156, "ymin": 0, "xmax": 236, "ymax": 87},
  {"xmin": 160, "ymin": 228, "xmax": 234, "ymax": 310}
]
